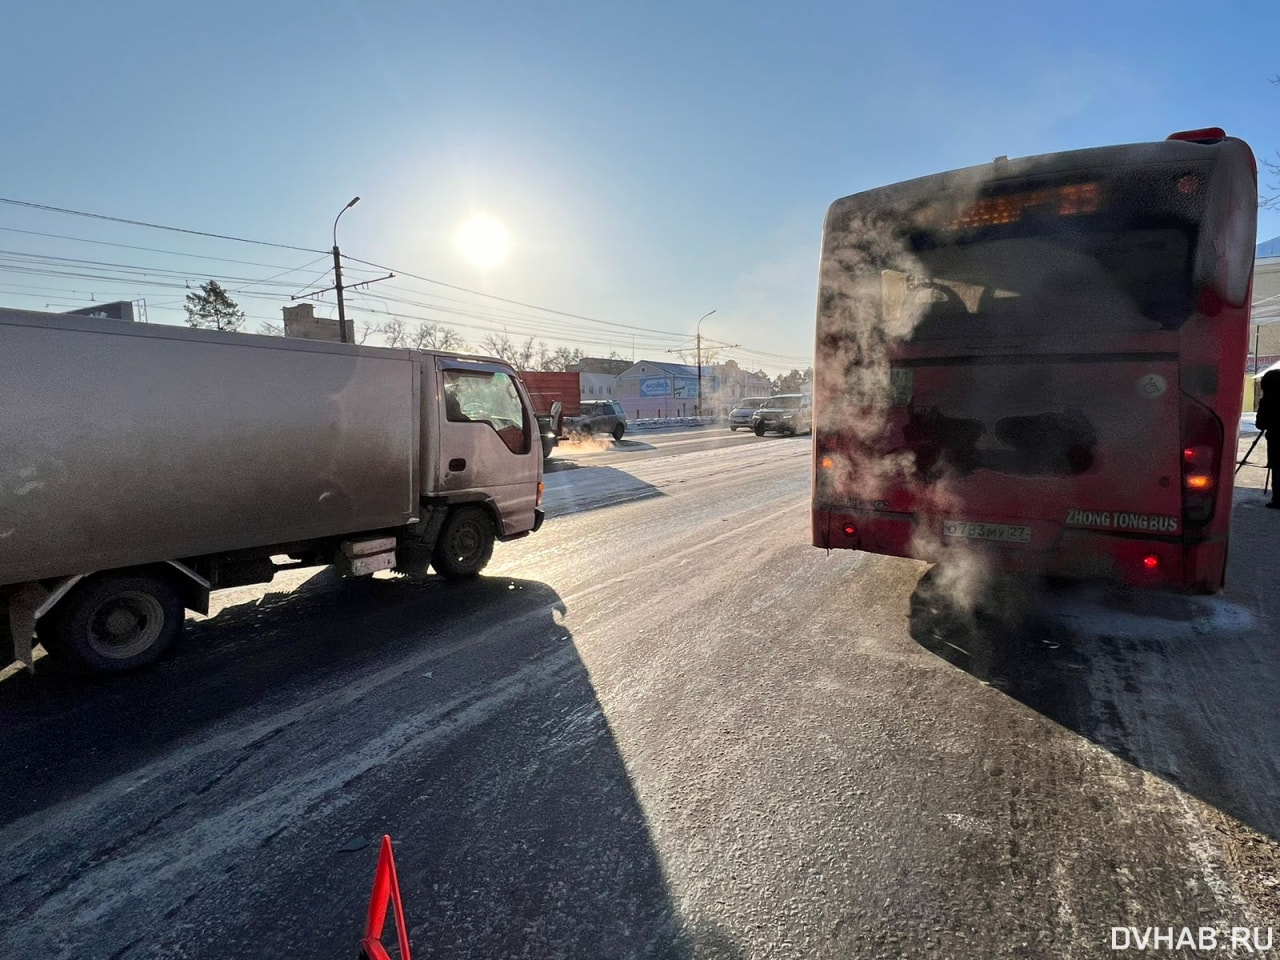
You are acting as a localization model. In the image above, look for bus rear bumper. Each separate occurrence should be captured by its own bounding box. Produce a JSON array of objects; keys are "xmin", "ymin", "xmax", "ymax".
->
[{"xmin": 814, "ymin": 510, "xmax": 1220, "ymax": 593}]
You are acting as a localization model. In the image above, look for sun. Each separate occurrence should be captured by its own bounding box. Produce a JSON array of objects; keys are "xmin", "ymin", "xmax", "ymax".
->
[{"xmin": 454, "ymin": 214, "xmax": 509, "ymax": 268}]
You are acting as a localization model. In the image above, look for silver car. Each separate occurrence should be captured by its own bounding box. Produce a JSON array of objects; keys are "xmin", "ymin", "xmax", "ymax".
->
[{"xmin": 728, "ymin": 397, "xmax": 771, "ymax": 431}]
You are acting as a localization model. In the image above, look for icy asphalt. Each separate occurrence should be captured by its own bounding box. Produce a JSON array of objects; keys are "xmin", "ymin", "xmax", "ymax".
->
[{"xmin": 0, "ymin": 427, "xmax": 1277, "ymax": 958}]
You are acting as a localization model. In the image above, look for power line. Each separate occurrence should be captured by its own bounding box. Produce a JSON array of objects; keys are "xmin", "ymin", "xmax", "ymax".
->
[
  {"xmin": 0, "ymin": 197, "xmax": 327, "ymax": 254},
  {"xmin": 229, "ymin": 255, "xmax": 331, "ymax": 297},
  {"xmin": 0, "ymin": 225, "xmax": 377, "ymax": 274},
  {"xmin": 360, "ymin": 286, "xmax": 678, "ymax": 347},
  {"xmin": 0, "ymin": 253, "xmax": 331, "ymax": 294},
  {"xmin": 0, "ymin": 195, "xmax": 803, "ymax": 370},
  {"xmin": 345, "ymin": 292, "xmax": 651, "ymax": 355},
  {"xmin": 2, "ymin": 195, "xmax": 693, "ymax": 342},
  {"xmin": 344, "ymin": 255, "xmax": 689, "ymax": 339}
]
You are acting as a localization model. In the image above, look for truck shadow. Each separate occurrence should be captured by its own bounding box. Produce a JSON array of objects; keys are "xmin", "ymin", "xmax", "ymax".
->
[
  {"xmin": 541, "ymin": 465, "xmax": 664, "ymax": 518},
  {"xmin": 0, "ymin": 574, "xmax": 739, "ymax": 959},
  {"xmin": 907, "ymin": 520, "xmax": 1280, "ymax": 846},
  {"xmin": 551, "ymin": 437, "xmax": 659, "ymax": 459}
]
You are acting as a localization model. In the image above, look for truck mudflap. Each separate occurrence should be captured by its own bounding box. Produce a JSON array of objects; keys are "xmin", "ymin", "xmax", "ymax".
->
[
  {"xmin": 532, "ymin": 507, "xmax": 545, "ymax": 533},
  {"xmin": 1, "ymin": 584, "xmax": 42, "ymax": 669},
  {"xmin": 1, "ymin": 577, "xmax": 81, "ymax": 670}
]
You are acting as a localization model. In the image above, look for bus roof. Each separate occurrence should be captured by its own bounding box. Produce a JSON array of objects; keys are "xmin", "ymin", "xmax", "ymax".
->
[{"xmin": 826, "ymin": 135, "xmax": 1253, "ymax": 219}]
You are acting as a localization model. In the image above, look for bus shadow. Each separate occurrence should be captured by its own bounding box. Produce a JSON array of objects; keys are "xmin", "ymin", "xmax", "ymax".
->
[
  {"xmin": 0, "ymin": 575, "xmax": 738, "ymax": 959},
  {"xmin": 908, "ymin": 563, "xmax": 1280, "ymax": 845}
]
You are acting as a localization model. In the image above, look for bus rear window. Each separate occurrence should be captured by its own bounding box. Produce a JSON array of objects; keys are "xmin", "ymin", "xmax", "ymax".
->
[{"xmin": 889, "ymin": 226, "xmax": 1195, "ymax": 340}]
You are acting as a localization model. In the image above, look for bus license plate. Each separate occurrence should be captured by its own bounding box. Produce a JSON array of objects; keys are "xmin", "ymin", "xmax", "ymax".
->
[{"xmin": 942, "ymin": 520, "xmax": 1032, "ymax": 544}]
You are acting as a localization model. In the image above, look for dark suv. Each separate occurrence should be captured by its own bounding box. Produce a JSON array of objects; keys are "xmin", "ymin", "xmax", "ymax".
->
[
  {"xmin": 751, "ymin": 394, "xmax": 811, "ymax": 436},
  {"xmin": 568, "ymin": 400, "xmax": 628, "ymax": 441}
]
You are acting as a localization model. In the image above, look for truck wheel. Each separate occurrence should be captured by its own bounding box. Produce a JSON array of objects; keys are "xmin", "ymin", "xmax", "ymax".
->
[
  {"xmin": 39, "ymin": 573, "xmax": 184, "ymax": 674},
  {"xmin": 432, "ymin": 506, "xmax": 495, "ymax": 580},
  {"xmin": 612, "ymin": 424, "xmax": 625, "ymax": 441}
]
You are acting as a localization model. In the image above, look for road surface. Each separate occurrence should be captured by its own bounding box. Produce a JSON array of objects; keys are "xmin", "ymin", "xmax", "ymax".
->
[{"xmin": 1, "ymin": 427, "xmax": 1277, "ymax": 958}]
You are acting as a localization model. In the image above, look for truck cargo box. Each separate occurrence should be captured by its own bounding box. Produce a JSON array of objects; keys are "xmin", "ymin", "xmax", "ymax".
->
[{"xmin": 0, "ymin": 311, "xmax": 420, "ymax": 585}]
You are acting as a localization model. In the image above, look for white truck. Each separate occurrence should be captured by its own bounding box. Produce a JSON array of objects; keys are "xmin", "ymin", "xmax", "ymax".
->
[{"xmin": 0, "ymin": 309, "xmax": 545, "ymax": 674}]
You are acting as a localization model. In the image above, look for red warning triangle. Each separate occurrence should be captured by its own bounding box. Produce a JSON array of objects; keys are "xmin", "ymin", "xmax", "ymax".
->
[{"xmin": 360, "ymin": 835, "xmax": 411, "ymax": 960}]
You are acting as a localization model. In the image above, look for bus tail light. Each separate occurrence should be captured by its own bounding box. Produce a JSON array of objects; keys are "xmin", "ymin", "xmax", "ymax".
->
[
  {"xmin": 1180, "ymin": 398, "xmax": 1224, "ymax": 529},
  {"xmin": 842, "ymin": 523, "xmax": 857, "ymax": 537},
  {"xmin": 1183, "ymin": 445, "xmax": 1215, "ymax": 491},
  {"xmin": 1142, "ymin": 554, "xmax": 1160, "ymax": 571}
]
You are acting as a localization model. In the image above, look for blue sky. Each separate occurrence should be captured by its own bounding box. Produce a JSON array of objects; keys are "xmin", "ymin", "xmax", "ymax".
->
[{"xmin": 5, "ymin": 0, "xmax": 1278, "ymax": 374}]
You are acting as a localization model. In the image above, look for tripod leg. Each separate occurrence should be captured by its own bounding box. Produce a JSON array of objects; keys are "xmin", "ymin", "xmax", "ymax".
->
[{"xmin": 1236, "ymin": 429, "xmax": 1264, "ymax": 475}]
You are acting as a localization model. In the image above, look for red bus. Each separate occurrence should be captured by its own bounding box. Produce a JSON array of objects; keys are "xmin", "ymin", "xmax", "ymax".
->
[{"xmin": 812, "ymin": 129, "xmax": 1257, "ymax": 593}]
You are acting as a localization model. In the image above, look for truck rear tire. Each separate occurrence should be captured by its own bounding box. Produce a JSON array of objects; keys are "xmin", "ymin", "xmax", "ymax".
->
[
  {"xmin": 432, "ymin": 506, "xmax": 495, "ymax": 580},
  {"xmin": 39, "ymin": 573, "xmax": 184, "ymax": 674}
]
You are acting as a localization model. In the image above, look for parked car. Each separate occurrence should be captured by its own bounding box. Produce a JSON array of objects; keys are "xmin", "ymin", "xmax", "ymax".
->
[
  {"xmin": 728, "ymin": 397, "xmax": 771, "ymax": 431},
  {"xmin": 567, "ymin": 400, "xmax": 628, "ymax": 440},
  {"xmin": 751, "ymin": 394, "xmax": 812, "ymax": 436}
]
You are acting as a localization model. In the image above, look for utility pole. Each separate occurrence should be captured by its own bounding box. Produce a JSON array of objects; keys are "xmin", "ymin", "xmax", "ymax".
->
[
  {"xmin": 333, "ymin": 196, "xmax": 360, "ymax": 343},
  {"xmin": 695, "ymin": 309, "xmax": 715, "ymax": 417},
  {"xmin": 332, "ymin": 246, "xmax": 349, "ymax": 342},
  {"xmin": 290, "ymin": 197, "xmax": 392, "ymax": 341}
]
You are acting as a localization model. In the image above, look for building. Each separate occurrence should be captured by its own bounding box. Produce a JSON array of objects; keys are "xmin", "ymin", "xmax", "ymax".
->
[
  {"xmin": 572, "ymin": 357, "xmax": 631, "ymax": 400},
  {"xmin": 1246, "ymin": 237, "xmax": 1280, "ymax": 408},
  {"xmin": 613, "ymin": 359, "xmax": 773, "ymax": 419},
  {"xmin": 282, "ymin": 302, "xmax": 340, "ymax": 341}
]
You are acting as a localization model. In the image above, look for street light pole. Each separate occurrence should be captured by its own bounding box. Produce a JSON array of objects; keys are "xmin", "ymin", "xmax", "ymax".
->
[
  {"xmin": 696, "ymin": 309, "xmax": 715, "ymax": 417},
  {"xmin": 333, "ymin": 196, "xmax": 360, "ymax": 343}
]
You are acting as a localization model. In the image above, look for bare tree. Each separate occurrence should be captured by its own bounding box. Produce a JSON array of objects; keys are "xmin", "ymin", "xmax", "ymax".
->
[
  {"xmin": 480, "ymin": 333, "xmax": 537, "ymax": 369},
  {"xmin": 1264, "ymin": 76, "xmax": 1280, "ymax": 209},
  {"xmin": 411, "ymin": 323, "xmax": 466, "ymax": 352},
  {"xmin": 535, "ymin": 344, "xmax": 584, "ymax": 371},
  {"xmin": 258, "ymin": 321, "xmax": 285, "ymax": 337},
  {"xmin": 380, "ymin": 317, "xmax": 408, "ymax": 348},
  {"xmin": 374, "ymin": 316, "xmax": 466, "ymax": 352}
]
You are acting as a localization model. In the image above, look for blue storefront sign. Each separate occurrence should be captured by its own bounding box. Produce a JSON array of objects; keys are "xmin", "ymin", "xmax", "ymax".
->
[{"xmin": 640, "ymin": 377, "xmax": 670, "ymax": 397}]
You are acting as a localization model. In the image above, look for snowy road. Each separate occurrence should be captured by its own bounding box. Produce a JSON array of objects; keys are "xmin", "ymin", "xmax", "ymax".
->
[{"xmin": 1, "ymin": 427, "xmax": 1278, "ymax": 958}]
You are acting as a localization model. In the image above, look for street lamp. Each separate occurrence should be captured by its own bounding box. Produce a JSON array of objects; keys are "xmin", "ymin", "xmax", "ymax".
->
[
  {"xmin": 333, "ymin": 196, "xmax": 360, "ymax": 343},
  {"xmin": 696, "ymin": 309, "xmax": 715, "ymax": 417}
]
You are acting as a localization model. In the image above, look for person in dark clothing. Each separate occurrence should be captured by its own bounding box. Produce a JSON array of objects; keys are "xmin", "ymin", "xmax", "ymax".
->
[{"xmin": 1257, "ymin": 369, "xmax": 1280, "ymax": 508}]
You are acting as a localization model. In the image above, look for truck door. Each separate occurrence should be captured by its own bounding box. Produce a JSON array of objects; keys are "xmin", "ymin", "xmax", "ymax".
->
[{"xmin": 429, "ymin": 360, "xmax": 541, "ymax": 535}]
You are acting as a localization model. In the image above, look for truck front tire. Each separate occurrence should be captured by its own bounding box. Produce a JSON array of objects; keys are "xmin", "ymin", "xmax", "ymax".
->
[
  {"xmin": 39, "ymin": 573, "xmax": 184, "ymax": 674},
  {"xmin": 432, "ymin": 506, "xmax": 495, "ymax": 580}
]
